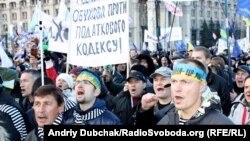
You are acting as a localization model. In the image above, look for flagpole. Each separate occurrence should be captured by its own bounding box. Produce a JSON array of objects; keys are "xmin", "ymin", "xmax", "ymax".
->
[
  {"xmin": 38, "ymin": 0, "xmax": 44, "ymax": 85},
  {"xmin": 225, "ymin": 0, "xmax": 231, "ymax": 72}
]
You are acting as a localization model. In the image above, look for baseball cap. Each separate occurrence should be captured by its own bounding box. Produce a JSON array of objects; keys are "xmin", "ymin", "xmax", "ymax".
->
[
  {"xmin": 150, "ymin": 67, "xmax": 172, "ymax": 78},
  {"xmin": 234, "ymin": 65, "xmax": 250, "ymax": 74},
  {"xmin": 127, "ymin": 71, "xmax": 146, "ymax": 82}
]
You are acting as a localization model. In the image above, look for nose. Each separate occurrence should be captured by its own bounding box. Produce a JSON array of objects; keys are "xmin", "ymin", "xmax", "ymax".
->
[{"xmin": 37, "ymin": 104, "xmax": 46, "ymax": 113}]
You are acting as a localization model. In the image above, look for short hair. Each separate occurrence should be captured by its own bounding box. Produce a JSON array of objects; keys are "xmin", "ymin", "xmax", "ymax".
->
[
  {"xmin": 21, "ymin": 70, "xmax": 41, "ymax": 81},
  {"xmin": 193, "ymin": 47, "xmax": 212, "ymax": 59},
  {"xmin": 31, "ymin": 76, "xmax": 54, "ymax": 96},
  {"xmin": 211, "ymin": 56, "xmax": 226, "ymax": 69},
  {"xmin": 244, "ymin": 75, "xmax": 250, "ymax": 83},
  {"xmin": 34, "ymin": 85, "xmax": 64, "ymax": 106},
  {"xmin": 180, "ymin": 58, "xmax": 207, "ymax": 74}
]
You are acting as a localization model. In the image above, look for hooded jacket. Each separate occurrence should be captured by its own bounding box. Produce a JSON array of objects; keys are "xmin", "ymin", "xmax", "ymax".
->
[
  {"xmin": 228, "ymin": 93, "xmax": 250, "ymax": 124},
  {"xmin": 62, "ymin": 99, "xmax": 121, "ymax": 125}
]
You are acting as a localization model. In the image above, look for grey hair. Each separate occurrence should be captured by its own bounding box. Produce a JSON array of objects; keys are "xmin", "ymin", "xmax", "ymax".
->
[{"xmin": 0, "ymin": 121, "xmax": 10, "ymax": 141}]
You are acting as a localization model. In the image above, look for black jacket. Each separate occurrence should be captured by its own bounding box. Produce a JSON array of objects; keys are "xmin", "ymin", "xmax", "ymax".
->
[
  {"xmin": 206, "ymin": 69, "xmax": 231, "ymax": 116},
  {"xmin": 112, "ymin": 90, "xmax": 147, "ymax": 125}
]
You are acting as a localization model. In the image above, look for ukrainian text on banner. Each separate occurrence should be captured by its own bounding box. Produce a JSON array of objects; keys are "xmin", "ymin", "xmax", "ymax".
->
[{"xmin": 68, "ymin": 0, "xmax": 129, "ymax": 67}]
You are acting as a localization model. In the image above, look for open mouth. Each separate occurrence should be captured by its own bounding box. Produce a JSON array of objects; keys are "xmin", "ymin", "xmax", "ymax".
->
[{"xmin": 157, "ymin": 88, "xmax": 164, "ymax": 91}]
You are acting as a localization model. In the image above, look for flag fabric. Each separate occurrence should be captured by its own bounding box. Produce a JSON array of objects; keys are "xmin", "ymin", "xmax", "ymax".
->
[
  {"xmin": 187, "ymin": 42, "xmax": 194, "ymax": 51},
  {"xmin": 57, "ymin": 0, "xmax": 70, "ymax": 23},
  {"xmin": 132, "ymin": 42, "xmax": 138, "ymax": 52},
  {"xmin": 29, "ymin": 5, "xmax": 39, "ymax": 32},
  {"xmin": 243, "ymin": 17, "xmax": 250, "ymax": 26},
  {"xmin": 220, "ymin": 24, "xmax": 228, "ymax": 41},
  {"xmin": 231, "ymin": 21, "xmax": 241, "ymax": 58},
  {"xmin": 174, "ymin": 41, "xmax": 187, "ymax": 52},
  {"xmin": 236, "ymin": 0, "xmax": 250, "ymax": 20}
]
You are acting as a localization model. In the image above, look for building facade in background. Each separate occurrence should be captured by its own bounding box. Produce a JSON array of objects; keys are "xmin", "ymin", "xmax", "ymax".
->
[{"xmin": 0, "ymin": 0, "xmax": 245, "ymax": 51}]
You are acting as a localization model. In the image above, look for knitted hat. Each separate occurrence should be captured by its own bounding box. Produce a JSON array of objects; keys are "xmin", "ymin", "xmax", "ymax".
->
[
  {"xmin": 77, "ymin": 70, "xmax": 102, "ymax": 90},
  {"xmin": 56, "ymin": 73, "xmax": 74, "ymax": 89},
  {"xmin": 69, "ymin": 67, "xmax": 83, "ymax": 76}
]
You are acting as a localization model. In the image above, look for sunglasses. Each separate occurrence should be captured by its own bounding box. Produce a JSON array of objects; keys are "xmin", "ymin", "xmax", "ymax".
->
[{"xmin": 164, "ymin": 84, "xmax": 171, "ymax": 88}]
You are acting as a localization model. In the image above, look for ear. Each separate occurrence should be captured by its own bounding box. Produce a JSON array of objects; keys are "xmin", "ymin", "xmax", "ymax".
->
[
  {"xmin": 142, "ymin": 81, "xmax": 147, "ymax": 89},
  {"xmin": 58, "ymin": 102, "xmax": 65, "ymax": 113},
  {"xmin": 94, "ymin": 88, "xmax": 101, "ymax": 97},
  {"xmin": 199, "ymin": 81, "xmax": 207, "ymax": 95},
  {"xmin": 205, "ymin": 58, "xmax": 211, "ymax": 65}
]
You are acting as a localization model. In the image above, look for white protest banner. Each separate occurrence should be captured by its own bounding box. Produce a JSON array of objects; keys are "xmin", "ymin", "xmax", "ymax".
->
[
  {"xmin": 144, "ymin": 30, "xmax": 158, "ymax": 43},
  {"xmin": 159, "ymin": 27, "xmax": 182, "ymax": 42},
  {"xmin": 237, "ymin": 38, "xmax": 247, "ymax": 52},
  {"xmin": 68, "ymin": 0, "xmax": 129, "ymax": 67},
  {"xmin": 217, "ymin": 39, "xmax": 228, "ymax": 55},
  {"xmin": 40, "ymin": 11, "xmax": 69, "ymax": 53},
  {"xmin": 165, "ymin": 1, "xmax": 183, "ymax": 16},
  {"xmin": 0, "ymin": 42, "xmax": 13, "ymax": 68}
]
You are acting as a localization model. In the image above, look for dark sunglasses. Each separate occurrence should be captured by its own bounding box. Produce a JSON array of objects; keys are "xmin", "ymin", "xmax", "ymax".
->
[{"xmin": 164, "ymin": 84, "xmax": 171, "ymax": 88}]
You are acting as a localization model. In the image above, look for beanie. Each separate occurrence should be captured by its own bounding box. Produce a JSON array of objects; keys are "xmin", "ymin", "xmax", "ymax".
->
[
  {"xmin": 56, "ymin": 73, "xmax": 74, "ymax": 89},
  {"xmin": 69, "ymin": 67, "xmax": 83, "ymax": 76}
]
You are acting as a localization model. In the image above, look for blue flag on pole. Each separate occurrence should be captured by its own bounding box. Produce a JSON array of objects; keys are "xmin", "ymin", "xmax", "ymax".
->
[
  {"xmin": 231, "ymin": 21, "xmax": 241, "ymax": 58},
  {"xmin": 174, "ymin": 41, "xmax": 187, "ymax": 52},
  {"xmin": 236, "ymin": 0, "xmax": 250, "ymax": 19},
  {"xmin": 132, "ymin": 42, "xmax": 138, "ymax": 52}
]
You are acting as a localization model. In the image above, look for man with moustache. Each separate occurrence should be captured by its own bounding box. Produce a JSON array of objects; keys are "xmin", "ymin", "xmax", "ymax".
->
[
  {"xmin": 158, "ymin": 59, "xmax": 233, "ymax": 125},
  {"xmin": 62, "ymin": 69, "xmax": 121, "ymax": 125},
  {"xmin": 229, "ymin": 76, "xmax": 250, "ymax": 124}
]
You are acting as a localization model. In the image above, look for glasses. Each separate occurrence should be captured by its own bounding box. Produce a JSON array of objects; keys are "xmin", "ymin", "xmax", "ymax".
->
[
  {"xmin": 75, "ymin": 80, "xmax": 96, "ymax": 88},
  {"xmin": 164, "ymin": 84, "xmax": 171, "ymax": 88}
]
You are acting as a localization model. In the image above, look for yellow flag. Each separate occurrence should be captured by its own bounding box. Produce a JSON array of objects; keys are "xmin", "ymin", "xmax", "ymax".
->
[
  {"xmin": 188, "ymin": 43, "xmax": 194, "ymax": 51},
  {"xmin": 243, "ymin": 17, "xmax": 250, "ymax": 26}
]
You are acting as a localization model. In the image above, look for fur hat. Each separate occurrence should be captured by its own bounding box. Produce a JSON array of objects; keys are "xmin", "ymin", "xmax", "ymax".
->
[{"xmin": 56, "ymin": 73, "xmax": 74, "ymax": 89}]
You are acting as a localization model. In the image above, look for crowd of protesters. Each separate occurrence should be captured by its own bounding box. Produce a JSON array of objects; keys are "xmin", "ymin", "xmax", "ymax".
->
[{"xmin": 2, "ymin": 37, "xmax": 250, "ymax": 140}]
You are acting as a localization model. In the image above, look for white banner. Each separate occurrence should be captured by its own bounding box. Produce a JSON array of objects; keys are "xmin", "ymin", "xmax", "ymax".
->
[
  {"xmin": 68, "ymin": 0, "xmax": 129, "ymax": 67},
  {"xmin": 160, "ymin": 27, "xmax": 182, "ymax": 42},
  {"xmin": 40, "ymin": 11, "xmax": 69, "ymax": 53},
  {"xmin": 0, "ymin": 42, "xmax": 13, "ymax": 68},
  {"xmin": 144, "ymin": 30, "xmax": 158, "ymax": 43}
]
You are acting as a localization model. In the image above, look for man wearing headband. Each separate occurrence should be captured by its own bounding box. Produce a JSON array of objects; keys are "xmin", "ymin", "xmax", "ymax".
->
[
  {"xmin": 158, "ymin": 59, "xmax": 233, "ymax": 125},
  {"xmin": 62, "ymin": 69, "xmax": 121, "ymax": 125}
]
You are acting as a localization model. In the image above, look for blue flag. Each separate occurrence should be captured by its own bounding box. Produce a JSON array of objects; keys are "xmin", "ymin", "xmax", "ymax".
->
[
  {"xmin": 132, "ymin": 42, "xmax": 138, "ymax": 52},
  {"xmin": 174, "ymin": 41, "xmax": 187, "ymax": 52},
  {"xmin": 231, "ymin": 21, "xmax": 241, "ymax": 58},
  {"xmin": 236, "ymin": 0, "xmax": 250, "ymax": 19}
]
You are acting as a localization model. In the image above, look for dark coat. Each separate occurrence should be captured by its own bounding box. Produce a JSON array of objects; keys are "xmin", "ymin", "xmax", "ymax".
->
[
  {"xmin": 206, "ymin": 69, "xmax": 231, "ymax": 116},
  {"xmin": 111, "ymin": 90, "xmax": 147, "ymax": 125}
]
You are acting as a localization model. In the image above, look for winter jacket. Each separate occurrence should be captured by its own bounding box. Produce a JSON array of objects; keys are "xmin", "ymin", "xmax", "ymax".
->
[
  {"xmin": 0, "ymin": 93, "xmax": 29, "ymax": 141},
  {"xmin": 228, "ymin": 93, "xmax": 250, "ymax": 124},
  {"xmin": 62, "ymin": 99, "xmax": 121, "ymax": 125},
  {"xmin": 206, "ymin": 69, "xmax": 231, "ymax": 116},
  {"xmin": 157, "ymin": 94, "xmax": 233, "ymax": 125},
  {"xmin": 111, "ymin": 90, "xmax": 147, "ymax": 125}
]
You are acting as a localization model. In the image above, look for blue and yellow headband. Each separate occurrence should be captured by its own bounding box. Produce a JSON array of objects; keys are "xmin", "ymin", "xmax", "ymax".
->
[
  {"xmin": 77, "ymin": 71, "xmax": 101, "ymax": 90},
  {"xmin": 172, "ymin": 63, "xmax": 207, "ymax": 82}
]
